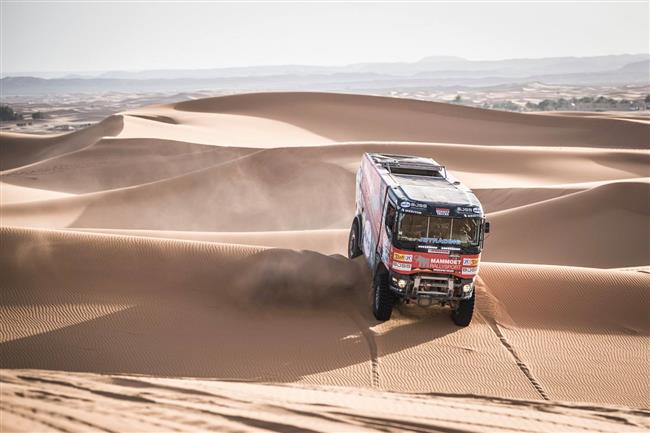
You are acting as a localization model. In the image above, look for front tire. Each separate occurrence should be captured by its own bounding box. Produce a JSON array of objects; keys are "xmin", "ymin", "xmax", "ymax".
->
[
  {"xmin": 451, "ymin": 291, "xmax": 475, "ymax": 327},
  {"xmin": 372, "ymin": 273, "xmax": 395, "ymax": 321},
  {"xmin": 348, "ymin": 219, "xmax": 363, "ymax": 259}
]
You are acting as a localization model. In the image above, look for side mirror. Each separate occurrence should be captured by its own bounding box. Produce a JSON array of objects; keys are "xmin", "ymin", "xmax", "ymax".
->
[
  {"xmin": 385, "ymin": 213, "xmax": 394, "ymax": 235},
  {"xmin": 484, "ymin": 221, "xmax": 491, "ymax": 234}
]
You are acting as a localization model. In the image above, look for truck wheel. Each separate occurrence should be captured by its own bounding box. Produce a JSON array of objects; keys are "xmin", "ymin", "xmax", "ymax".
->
[
  {"xmin": 348, "ymin": 219, "xmax": 363, "ymax": 259},
  {"xmin": 372, "ymin": 273, "xmax": 395, "ymax": 321},
  {"xmin": 451, "ymin": 292, "xmax": 475, "ymax": 327}
]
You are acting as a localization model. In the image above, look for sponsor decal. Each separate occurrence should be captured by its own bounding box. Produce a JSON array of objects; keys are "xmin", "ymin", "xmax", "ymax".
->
[
  {"xmin": 456, "ymin": 206, "xmax": 482, "ymax": 214},
  {"xmin": 431, "ymin": 258, "xmax": 461, "ymax": 266},
  {"xmin": 415, "ymin": 256, "xmax": 430, "ymax": 268},
  {"xmin": 435, "ymin": 208, "xmax": 450, "ymax": 216},
  {"xmin": 432, "ymin": 268, "xmax": 454, "ymax": 273},
  {"xmin": 400, "ymin": 201, "xmax": 411, "ymax": 208},
  {"xmin": 462, "ymin": 267, "xmax": 479, "ymax": 275},
  {"xmin": 392, "ymin": 261, "xmax": 412, "ymax": 271},
  {"xmin": 412, "ymin": 202, "xmax": 427, "ymax": 209},
  {"xmin": 428, "ymin": 249, "xmax": 449, "ymax": 255},
  {"xmin": 403, "ymin": 208, "xmax": 423, "ymax": 215},
  {"xmin": 462, "ymin": 257, "xmax": 479, "ymax": 266},
  {"xmin": 420, "ymin": 237, "xmax": 461, "ymax": 245},
  {"xmin": 393, "ymin": 252, "xmax": 413, "ymax": 262}
]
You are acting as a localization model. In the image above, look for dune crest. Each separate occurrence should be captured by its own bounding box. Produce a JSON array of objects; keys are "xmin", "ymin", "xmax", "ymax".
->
[
  {"xmin": 0, "ymin": 115, "xmax": 124, "ymax": 171},
  {"xmin": 173, "ymin": 92, "xmax": 650, "ymax": 149},
  {"xmin": 2, "ymin": 225, "xmax": 648, "ymax": 408}
]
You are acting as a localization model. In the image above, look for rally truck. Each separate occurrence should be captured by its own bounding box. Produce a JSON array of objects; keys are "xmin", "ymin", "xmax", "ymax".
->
[{"xmin": 348, "ymin": 153, "xmax": 490, "ymax": 326}]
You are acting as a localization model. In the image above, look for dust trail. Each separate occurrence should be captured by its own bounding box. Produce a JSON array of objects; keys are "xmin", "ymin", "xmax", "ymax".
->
[{"xmin": 229, "ymin": 249, "xmax": 371, "ymax": 307}]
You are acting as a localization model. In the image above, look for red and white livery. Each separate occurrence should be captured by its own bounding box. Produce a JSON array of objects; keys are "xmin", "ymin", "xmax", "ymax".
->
[{"xmin": 348, "ymin": 153, "xmax": 490, "ymax": 326}]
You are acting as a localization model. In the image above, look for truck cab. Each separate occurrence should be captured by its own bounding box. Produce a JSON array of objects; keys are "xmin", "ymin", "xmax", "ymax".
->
[{"xmin": 348, "ymin": 153, "xmax": 490, "ymax": 326}]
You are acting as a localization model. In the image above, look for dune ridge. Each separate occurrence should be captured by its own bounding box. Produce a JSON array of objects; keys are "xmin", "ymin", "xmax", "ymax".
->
[
  {"xmin": 2, "ymin": 225, "xmax": 648, "ymax": 408},
  {"xmin": 0, "ymin": 115, "xmax": 124, "ymax": 171},
  {"xmin": 173, "ymin": 92, "xmax": 650, "ymax": 149},
  {"xmin": 484, "ymin": 180, "xmax": 650, "ymax": 267},
  {"xmin": 2, "ymin": 138, "xmax": 647, "ymax": 265},
  {"xmin": 1, "ymin": 92, "xmax": 649, "ymax": 431}
]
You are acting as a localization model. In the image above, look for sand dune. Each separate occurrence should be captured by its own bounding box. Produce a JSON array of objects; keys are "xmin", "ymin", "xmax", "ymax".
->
[
  {"xmin": 0, "ymin": 182, "xmax": 74, "ymax": 205},
  {"xmin": 2, "ymin": 139, "xmax": 647, "ymax": 263},
  {"xmin": 1, "ymin": 226, "xmax": 648, "ymax": 409},
  {"xmin": 1, "ymin": 148, "xmax": 357, "ymax": 230},
  {"xmin": 2, "ymin": 137, "xmax": 258, "ymax": 194},
  {"xmin": 117, "ymin": 108, "xmax": 333, "ymax": 148},
  {"xmin": 0, "ymin": 115, "xmax": 123, "ymax": 171},
  {"xmin": 173, "ymin": 92, "xmax": 650, "ymax": 149},
  {"xmin": 1, "ymin": 92, "xmax": 649, "ymax": 431},
  {"xmin": 485, "ymin": 180, "xmax": 650, "ymax": 267},
  {"xmin": 479, "ymin": 262, "xmax": 649, "ymax": 407},
  {"xmin": 4, "ymin": 139, "xmax": 646, "ymax": 195},
  {"xmin": 4, "ymin": 370, "xmax": 648, "ymax": 433}
]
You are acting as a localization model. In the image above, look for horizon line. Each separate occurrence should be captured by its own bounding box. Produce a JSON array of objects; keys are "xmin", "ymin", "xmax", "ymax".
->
[{"xmin": 2, "ymin": 52, "xmax": 649, "ymax": 77}]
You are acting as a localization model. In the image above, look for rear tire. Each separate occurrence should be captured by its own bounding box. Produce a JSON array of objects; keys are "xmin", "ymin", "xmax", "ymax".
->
[
  {"xmin": 348, "ymin": 219, "xmax": 363, "ymax": 259},
  {"xmin": 372, "ymin": 273, "xmax": 395, "ymax": 321},
  {"xmin": 451, "ymin": 291, "xmax": 475, "ymax": 327}
]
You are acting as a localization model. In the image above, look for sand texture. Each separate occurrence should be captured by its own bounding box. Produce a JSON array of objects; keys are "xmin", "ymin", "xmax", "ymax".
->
[{"xmin": 1, "ymin": 92, "xmax": 649, "ymax": 432}]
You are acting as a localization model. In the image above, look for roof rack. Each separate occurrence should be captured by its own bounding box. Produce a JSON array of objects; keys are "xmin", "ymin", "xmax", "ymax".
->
[{"xmin": 372, "ymin": 153, "xmax": 446, "ymax": 178}]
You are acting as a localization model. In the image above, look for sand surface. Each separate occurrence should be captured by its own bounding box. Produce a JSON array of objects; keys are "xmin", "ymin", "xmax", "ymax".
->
[{"xmin": 1, "ymin": 92, "xmax": 649, "ymax": 432}]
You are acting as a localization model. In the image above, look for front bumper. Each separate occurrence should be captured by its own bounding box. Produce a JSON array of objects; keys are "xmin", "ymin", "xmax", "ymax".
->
[{"xmin": 390, "ymin": 271, "xmax": 474, "ymax": 304}]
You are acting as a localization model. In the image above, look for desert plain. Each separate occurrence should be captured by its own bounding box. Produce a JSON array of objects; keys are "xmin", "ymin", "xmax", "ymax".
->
[{"xmin": 1, "ymin": 92, "xmax": 649, "ymax": 432}]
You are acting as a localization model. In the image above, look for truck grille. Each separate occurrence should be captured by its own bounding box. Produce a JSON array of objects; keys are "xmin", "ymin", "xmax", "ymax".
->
[{"xmin": 416, "ymin": 276, "xmax": 452, "ymax": 293}]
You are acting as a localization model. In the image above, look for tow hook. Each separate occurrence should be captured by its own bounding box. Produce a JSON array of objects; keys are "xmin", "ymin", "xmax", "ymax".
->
[{"xmin": 417, "ymin": 295, "xmax": 434, "ymax": 307}]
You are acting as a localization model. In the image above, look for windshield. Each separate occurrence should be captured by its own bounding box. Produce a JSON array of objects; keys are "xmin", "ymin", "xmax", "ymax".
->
[{"xmin": 397, "ymin": 213, "xmax": 480, "ymax": 246}]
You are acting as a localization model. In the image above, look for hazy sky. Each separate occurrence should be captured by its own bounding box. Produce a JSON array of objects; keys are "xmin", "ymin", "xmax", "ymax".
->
[{"xmin": 2, "ymin": 1, "xmax": 648, "ymax": 74}]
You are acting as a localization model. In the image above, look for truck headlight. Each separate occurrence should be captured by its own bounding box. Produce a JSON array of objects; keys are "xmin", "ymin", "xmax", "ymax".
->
[
  {"xmin": 397, "ymin": 279, "xmax": 408, "ymax": 289},
  {"xmin": 462, "ymin": 284, "xmax": 472, "ymax": 293}
]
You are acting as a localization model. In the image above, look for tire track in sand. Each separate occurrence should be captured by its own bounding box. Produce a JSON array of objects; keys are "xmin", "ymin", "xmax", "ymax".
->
[
  {"xmin": 475, "ymin": 278, "xmax": 550, "ymax": 401},
  {"xmin": 347, "ymin": 309, "xmax": 379, "ymax": 388},
  {"xmin": 347, "ymin": 290, "xmax": 548, "ymax": 395},
  {"xmin": 482, "ymin": 317, "xmax": 550, "ymax": 401}
]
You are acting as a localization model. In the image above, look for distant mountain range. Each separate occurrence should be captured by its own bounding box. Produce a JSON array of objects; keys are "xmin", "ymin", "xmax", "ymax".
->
[{"xmin": 2, "ymin": 54, "xmax": 648, "ymax": 96}]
